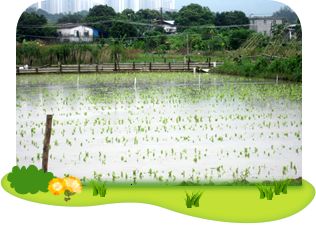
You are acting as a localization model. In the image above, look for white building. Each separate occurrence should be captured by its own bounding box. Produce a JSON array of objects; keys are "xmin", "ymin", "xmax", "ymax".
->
[
  {"xmin": 249, "ymin": 17, "xmax": 284, "ymax": 36},
  {"xmin": 57, "ymin": 23, "xmax": 94, "ymax": 42},
  {"xmin": 152, "ymin": 20, "xmax": 177, "ymax": 35}
]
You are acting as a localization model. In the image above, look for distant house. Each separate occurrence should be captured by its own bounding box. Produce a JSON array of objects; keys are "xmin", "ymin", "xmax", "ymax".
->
[
  {"xmin": 152, "ymin": 20, "xmax": 177, "ymax": 35},
  {"xmin": 286, "ymin": 24, "xmax": 298, "ymax": 39},
  {"xmin": 57, "ymin": 23, "xmax": 98, "ymax": 43},
  {"xmin": 249, "ymin": 17, "xmax": 285, "ymax": 36}
]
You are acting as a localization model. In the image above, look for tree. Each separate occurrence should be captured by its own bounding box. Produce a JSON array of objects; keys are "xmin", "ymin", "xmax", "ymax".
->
[
  {"xmin": 107, "ymin": 35, "xmax": 127, "ymax": 63},
  {"xmin": 228, "ymin": 28, "xmax": 252, "ymax": 50},
  {"xmin": 214, "ymin": 11, "xmax": 249, "ymax": 28},
  {"xmin": 163, "ymin": 11, "xmax": 179, "ymax": 20},
  {"xmin": 295, "ymin": 18, "xmax": 302, "ymax": 41},
  {"xmin": 84, "ymin": 5, "xmax": 116, "ymax": 38},
  {"xmin": 57, "ymin": 13, "xmax": 85, "ymax": 24},
  {"xmin": 122, "ymin": 8, "xmax": 136, "ymax": 21},
  {"xmin": 174, "ymin": 4, "xmax": 214, "ymax": 33},
  {"xmin": 144, "ymin": 30, "xmax": 167, "ymax": 52},
  {"xmin": 77, "ymin": 10, "xmax": 89, "ymax": 18},
  {"xmin": 137, "ymin": 19, "xmax": 152, "ymax": 36},
  {"xmin": 136, "ymin": 9, "xmax": 160, "ymax": 21},
  {"xmin": 272, "ymin": 6, "xmax": 298, "ymax": 23},
  {"xmin": 17, "ymin": 12, "xmax": 57, "ymax": 42},
  {"xmin": 110, "ymin": 21, "xmax": 137, "ymax": 39},
  {"xmin": 25, "ymin": 7, "xmax": 66, "ymax": 24},
  {"xmin": 153, "ymin": 26, "xmax": 166, "ymax": 34}
]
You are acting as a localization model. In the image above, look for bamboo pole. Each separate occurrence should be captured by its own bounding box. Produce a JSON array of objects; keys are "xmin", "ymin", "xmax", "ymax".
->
[{"xmin": 42, "ymin": 114, "xmax": 53, "ymax": 173}]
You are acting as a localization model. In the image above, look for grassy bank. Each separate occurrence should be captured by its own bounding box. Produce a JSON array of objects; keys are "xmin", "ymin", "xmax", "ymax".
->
[{"xmin": 213, "ymin": 55, "xmax": 302, "ymax": 82}]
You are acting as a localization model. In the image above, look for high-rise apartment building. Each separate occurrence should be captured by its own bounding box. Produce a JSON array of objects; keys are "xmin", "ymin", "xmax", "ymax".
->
[
  {"xmin": 15, "ymin": 0, "xmax": 21, "ymax": 12},
  {"xmin": 25, "ymin": 0, "xmax": 39, "ymax": 10},
  {"xmin": 138, "ymin": 0, "xmax": 175, "ymax": 12},
  {"xmin": 62, "ymin": 0, "xmax": 76, "ymax": 14},
  {"xmin": 41, "ymin": 0, "xmax": 57, "ymax": 14},
  {"xmin": 101, "ymin": 0, "xmax": 119, "ymax": 12}
]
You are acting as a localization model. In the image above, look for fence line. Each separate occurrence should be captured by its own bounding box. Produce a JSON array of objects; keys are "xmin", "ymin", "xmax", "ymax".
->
[{"xmin": 16, "ymin": 61, "xmax": 223, "ymax": 75}]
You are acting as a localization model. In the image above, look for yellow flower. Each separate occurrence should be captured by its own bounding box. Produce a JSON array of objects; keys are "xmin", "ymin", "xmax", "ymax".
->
[
  {"xmin": 63, "ymin": 176, "xmax": 82, "ymax": 194},
  {"xmin": 48, "ymin": 178, "xmax": 66, "ymax": 195}
]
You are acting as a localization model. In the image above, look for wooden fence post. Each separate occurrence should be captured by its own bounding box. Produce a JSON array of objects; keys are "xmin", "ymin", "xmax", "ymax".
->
[
  {"xmin": 79, "ymin": 64, "xmax": 80, "ymax": 73},
  {"xmin": 60, "ymin": 65, "xmax": 62, "ymax": 73},
  {"xmin": 169, "ymin": 62, "xmax": 171, "ymax": 71},
  {"xmin": 150, "ymin": 62, "xmax": 152, "ymax": 72},
  {"xmin": 42, "ymin": 114, "xmax": 53, "ymax": 173},
  {"xmin": 133, "ymin": 62, "xmax": 135, "ymax": 71},
  {"xmin": 96, "ymin": 65, "xmax": 98, "ymax": 72},
  {"xmin": 115, "ymin": 62, "xmax": 117, "ymax": 72},
  {"xmin": 187, "ymin": 61, "xmax": 190, "ymax": 72},
  {"xmin": 36, "ymin": 68, "xmax": 38, "ymax": 74},
  {"xmin": 17, "ymin": 67, "xmax": 19, "ymax": 75}
]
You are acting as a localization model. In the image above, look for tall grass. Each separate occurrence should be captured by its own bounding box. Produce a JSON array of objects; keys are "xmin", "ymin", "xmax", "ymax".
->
[{"xmin": 215, "ymin": 55, "xmax": 302, "ymax": 82}]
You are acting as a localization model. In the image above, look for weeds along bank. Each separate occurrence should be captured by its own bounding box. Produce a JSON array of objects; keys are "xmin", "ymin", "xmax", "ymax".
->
[
  {"xmin": 215, "ymin": 55, "xmax": 302, "ymax": 82},
  {"xmin": 16, "ymin": 43, "xmax": 143, "ymax": 65},
  {"xmin": 16, "ymin": 42, "xmax": 220, "ymax": 66},
  {"xmin": 16, "ymin": 42, "xmax": 302, "ymax": 82}
]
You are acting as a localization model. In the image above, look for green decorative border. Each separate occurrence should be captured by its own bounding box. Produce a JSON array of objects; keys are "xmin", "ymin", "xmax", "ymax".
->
[{"xmin": 0, "ymin": 159, "xmax": 316, "ymax": 224}]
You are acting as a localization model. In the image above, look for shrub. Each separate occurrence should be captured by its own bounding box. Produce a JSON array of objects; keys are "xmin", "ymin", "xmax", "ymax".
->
[{"xmin": 7, "ymin": 165, "xmax": 54, "ymax": 194}]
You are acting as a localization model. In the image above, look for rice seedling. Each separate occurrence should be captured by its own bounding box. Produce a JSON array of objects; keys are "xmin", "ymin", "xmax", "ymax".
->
[{"xmin": 94, "ymin": 171, "xmax": 102, "ymax": 180}]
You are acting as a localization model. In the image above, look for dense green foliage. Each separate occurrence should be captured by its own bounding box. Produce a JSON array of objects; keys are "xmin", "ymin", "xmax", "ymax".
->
[
  {"xmin": 17, "ymin": 12, "xmax": 57, "ymax": 42},
  {"xmin": 294, "ymin": 18, "xmax": 302, "ymax": 40},
  {"xmin": 109, "ymin": 13, "xmax": 138, "ymax": 39},
  {"xmin": 7, "ymin": 165, "xmax": 54, "ymax": 194},
  {"xmin": 229, "ymin": 28, "xmax": 252, "ymax": 50},
  {"xmin": 25, "ymin": 7, "xmax": 65, "ymax": 24},
  {"xmin": 57, "ymin": 13, "xmax": 85, "ymax": 24},
  {"xmin": 17, "ymin": 4, "xmax": 301, "ymax": 81},
  {"xmin": 84, "ymin": 5, "xmax": 117, "ymax": 38},
  {"xmin": 216, "ymin": 55, "xmax": 302, "ymax": 82},
  {"xmin": 17, "ymin": 43, "xmax": 103, "ymax": 65},
  {"xmin": 213, "ymin": 11, "xmax": 249, "ymax": 27},
  {"xmin": 175, "ymin": 4, "xmax": 214, "ymax": 33}
]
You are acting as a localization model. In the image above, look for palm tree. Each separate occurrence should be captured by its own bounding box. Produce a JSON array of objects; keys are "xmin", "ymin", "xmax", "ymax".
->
[{"xmin": 107, "ymin": 34, "xmax": 127, "ymax": 63}]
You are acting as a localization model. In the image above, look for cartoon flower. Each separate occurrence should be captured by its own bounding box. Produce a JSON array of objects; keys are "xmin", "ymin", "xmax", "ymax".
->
[
  {"xmin": 63, "ymin": 176, "xmax": 82, "ymax": 194},
  {"xmin": 48, "ymin": 178, "xmax": 66, "ymax": 195}
]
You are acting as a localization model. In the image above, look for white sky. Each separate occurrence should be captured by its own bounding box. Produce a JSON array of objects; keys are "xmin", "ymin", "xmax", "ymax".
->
[{"xmin": 37, "ymin": 0, "xmax": 289, "ymax": 16}]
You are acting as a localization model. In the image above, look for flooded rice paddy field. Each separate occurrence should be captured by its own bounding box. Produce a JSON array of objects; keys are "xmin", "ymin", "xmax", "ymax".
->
[{"xmin": 16, "ymin": 73, "xmax": 302, "ymax": 185}]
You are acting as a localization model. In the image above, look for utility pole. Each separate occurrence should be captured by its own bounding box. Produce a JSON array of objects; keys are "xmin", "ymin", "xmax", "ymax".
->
[
  {"xmin": 187, "ymin": 32, "xmax": 189, "ymax": 55},
  {"xmin": 160, "ymin": 7, "xmax": 163, "ymax": 26}
]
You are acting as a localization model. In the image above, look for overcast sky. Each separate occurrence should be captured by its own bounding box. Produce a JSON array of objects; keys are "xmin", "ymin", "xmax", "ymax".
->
[{"xmin": 175, "ymin": 0, "xmax": 289, "ymax": 16}]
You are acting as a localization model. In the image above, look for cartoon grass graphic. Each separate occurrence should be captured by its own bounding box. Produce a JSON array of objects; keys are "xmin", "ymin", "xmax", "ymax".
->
[
  {"xmin": 87, "ymin": 179, "xmax": 107, "ymax": 197},
  {"xmin": 183, "ymin": 190, "xmax": 205, "ymax": 208},
  {"xmin": 254, "ymin": 177, "xmax": 293, "ymax": 200}
]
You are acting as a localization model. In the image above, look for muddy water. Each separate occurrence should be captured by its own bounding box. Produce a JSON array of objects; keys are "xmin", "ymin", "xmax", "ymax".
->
[{"xmin": 16, "ymin": 74, "xmax": 302, "ymax": 185}]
